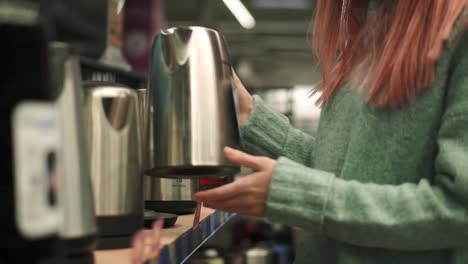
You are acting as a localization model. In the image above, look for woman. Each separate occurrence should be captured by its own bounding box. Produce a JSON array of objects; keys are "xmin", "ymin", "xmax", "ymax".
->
[{"xmin": 194, "ymin": 1, "xmax": 468, "ymax": 263}]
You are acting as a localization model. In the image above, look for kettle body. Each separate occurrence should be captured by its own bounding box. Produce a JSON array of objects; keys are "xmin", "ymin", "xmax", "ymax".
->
[
  {"xmin": 144, "ymin": 176, "xmax": 198, "ymax": 214},
  {"xmin": 84, "ymin": 83, "xmax": 143, "ymax": 249},
  {"xmin": 136, "ymin": 89, "xmax": 198, "ymax": 214},
  {"xmin": 49, "ymin": 42, "xmax": 98, "ymax": 255},
  {"xmin": 147, "ymin": 26, "xmax": 241, "ymax": 178},
  {"xmin": 10, "ymin": 41, "xmax": 98, "ymax": 263}
]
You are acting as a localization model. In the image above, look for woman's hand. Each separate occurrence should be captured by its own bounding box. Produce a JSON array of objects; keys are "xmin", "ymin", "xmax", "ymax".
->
[
  {"xmin": 232, "ymin": 70, "xmax": 253, "ymax": 124},
  {"xmin": 193, "ymin": 147, "xmax": 276, "ymax": 217}
]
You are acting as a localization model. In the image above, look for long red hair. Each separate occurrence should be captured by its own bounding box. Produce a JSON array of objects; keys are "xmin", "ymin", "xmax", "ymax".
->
[{"xmin": 312, "ymin": 0, "xmax": 467, "ymax": 108}]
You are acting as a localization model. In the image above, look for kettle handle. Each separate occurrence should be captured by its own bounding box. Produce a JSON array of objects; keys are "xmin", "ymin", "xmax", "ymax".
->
[{"xmin": 230, "ymin": 69, "xmax": 241, "ymax": 127}]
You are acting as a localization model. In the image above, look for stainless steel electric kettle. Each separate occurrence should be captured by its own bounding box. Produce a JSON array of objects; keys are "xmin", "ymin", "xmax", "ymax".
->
[
  {"xmin": 83, "ymin": 83, "xmax": 143, "ymax": 249},
  {"xmin": 12, "ymin": 41, "xmax": 97, "ymax": 264},
  {"xmin": 137, "ymin": 89, "xmax": 198, "ymax": 214},
  {"xmin": 49, "ymin": 42, "xmax": 98, "ymax": 258},
  {"xmin": 146, "ymin": 26, "xmax": 241, "ymax": 179}
]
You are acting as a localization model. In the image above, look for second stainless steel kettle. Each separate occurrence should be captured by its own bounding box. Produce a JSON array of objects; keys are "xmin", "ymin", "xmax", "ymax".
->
[
  {"xmin": 13, "ymin": 41, "xmax": 98, "ymax": 264},
  {"xmin": 84, "ymin": 83, "xmax": 143, "ymax": 249},
  {"xmin": 146, "ymin": 26, "xmax": 241, "ymax": 179}
]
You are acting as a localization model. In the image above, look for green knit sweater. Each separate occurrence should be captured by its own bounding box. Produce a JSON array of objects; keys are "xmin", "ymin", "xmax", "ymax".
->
[{"xmin": 239, "ymin": 20, "xmax": 468, "ymax": 264}]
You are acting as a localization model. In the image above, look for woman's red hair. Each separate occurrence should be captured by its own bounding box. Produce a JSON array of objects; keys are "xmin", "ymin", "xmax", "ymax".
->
[{"xmin": 312, "ymin": 0, "xmax": 467, "ymax": 108}]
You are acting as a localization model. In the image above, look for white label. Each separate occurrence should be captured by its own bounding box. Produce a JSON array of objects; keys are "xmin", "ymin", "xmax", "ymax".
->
[{"xmin": 13, "ymin": 102, "xmax": 60, "ymax": 239}]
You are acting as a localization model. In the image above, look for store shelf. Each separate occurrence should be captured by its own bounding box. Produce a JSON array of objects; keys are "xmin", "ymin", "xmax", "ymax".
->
[
  {"xmin": 80, "ymin": 57, "xmax": 146, "ymax": 89},
  {"xmin": 94, "ymin": 207, "xmax": 235, "ymax": 264}
]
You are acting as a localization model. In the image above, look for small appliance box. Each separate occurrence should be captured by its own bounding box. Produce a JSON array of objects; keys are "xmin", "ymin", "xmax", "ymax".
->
[{"xmin": 123, "ymin": 0, "xmax": 164, "ymax": 73}]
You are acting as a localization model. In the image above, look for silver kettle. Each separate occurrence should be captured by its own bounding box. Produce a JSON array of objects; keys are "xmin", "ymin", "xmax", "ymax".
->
[
  {"xmin": 83, "ymin": 83, "xmax": 143, "ymax": 249},
  {"xmin": 137, "ymin": 89, "xmax": 198, "ymax": 214},
  {"xmin": 146, "ymin": 26, "xmax": 241, "ymax": 178},
  {"xmin": 13, "ymin": 42, "xmax": 97, "ymax": 258}
]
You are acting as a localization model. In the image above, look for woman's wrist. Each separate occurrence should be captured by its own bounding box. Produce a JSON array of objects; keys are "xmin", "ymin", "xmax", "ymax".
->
[{"xmin": 239, "ymin": 94, "xmax": 254, "ymax": 124}]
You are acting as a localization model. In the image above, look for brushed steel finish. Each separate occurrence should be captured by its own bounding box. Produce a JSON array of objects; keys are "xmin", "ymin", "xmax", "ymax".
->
[
  {"xmin": 84, "ymin": 85, "xmax": 143, "ymax": 216},
  {"xmin": 147, "ymin": 26, "xmax": 241, "ymax": 178},
  {"xmin": 50, "ymin": 42, "xmax": 97, "ymax": 239},
  {"xmin": 144, "ymin": 176, "xmax": 197, "ymax": 201},
  {"xmin": 136, "ymin": 88, "xmax": 149, "ymax": 171},
  {"xmin": 138, "ymin": 88, "xmax": 197, "ymax": 202},
  {"xmin": 137, "ymin": 89, "xmax": 198, "ymax": 201}
]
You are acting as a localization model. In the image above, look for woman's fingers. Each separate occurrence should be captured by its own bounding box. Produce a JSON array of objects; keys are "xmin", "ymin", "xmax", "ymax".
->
[
  {"xmin": 193, "ymin": 177, "xmax": 247, "ymax": 202},
  {"xmin": 193, "ymin": 151, "xmax": 275, "ymax": 218},
  {"xmin": 203, "ymin": 191, "xmax": 263, "ymax": 210},
  {"xmin": 224, "ymin": 147, "xmax": 265, "ymax": 170},
  {"xmin": 204, "ymin": 202, "xmax": 265, "ymax": 217}
]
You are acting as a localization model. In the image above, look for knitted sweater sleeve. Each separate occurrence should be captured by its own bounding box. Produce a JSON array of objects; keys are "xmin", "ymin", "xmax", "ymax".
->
[
  {"xmin": 240, "ymin": 95, "xmax": 316, "ymax": 166},
  {"xmin": 266, "ymin": 31, "xmax": 468, "ymax": 250}
]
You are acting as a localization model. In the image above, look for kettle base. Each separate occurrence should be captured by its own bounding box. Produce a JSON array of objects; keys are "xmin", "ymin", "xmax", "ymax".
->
[
  {"xmin": 145, "ymin": 200, "xmax": 197, "ymax": 215},
  {"xmin": 95, "ymin": 235, "xmax": 133, "ymax": 251},
  {"xmin": 145, "ymin": 165, "xmax": 239, "ymax": 179},
  {"xmin": 95, "ymin": 214, "xmax": 142, "ymax": 250}
]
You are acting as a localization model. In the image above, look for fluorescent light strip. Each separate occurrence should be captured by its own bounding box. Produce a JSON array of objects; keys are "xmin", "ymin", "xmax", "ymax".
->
[{"xmin": 223, "ymin": 0, "xmax": 256, "ymax": 29}]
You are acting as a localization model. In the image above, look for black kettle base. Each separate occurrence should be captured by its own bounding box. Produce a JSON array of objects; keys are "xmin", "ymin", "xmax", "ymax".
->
[
  {"xmin": 48, "ymin": 253, "xmax": 94, "ymax": 264},
  {"xmin": 95, "ymin": 214, "xmax": 143, "ymax": 250},
  {"xmin": 95, "ymin": 235, "xmax": 133, "ymax": 251},
  {"xmin": 145, "ymin": 200, "xmax": 197, "ymax": 215},
  {"xmin": 0, "ymin": 252, "xmax": 95, "ymax": 264},
  {"xmin": 145, "ymin": 165, "xmax": 239, "ymax": 179}
]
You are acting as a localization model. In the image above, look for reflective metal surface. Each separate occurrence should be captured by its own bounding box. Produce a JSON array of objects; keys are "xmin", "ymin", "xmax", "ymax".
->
[
  {"xmin": 145, "ymin": 176, "xmax": 197, "ymax": 201},
  {"xmin": 138, "ymin": 88, "xmax": 196, "ymax": 211},
  {"xmin": 50, "ymin": 42, "xmax": 97, "ymax": 239},
  {"xmin": 84, "ymin": 84, "xmax": 143, "ymax": 216},
  {"xmin": 147, "ymin": 26, "xmax": 241, "ymax": 178},
  {"xmin": 136, "ymin": 89, "xmax": 147, "ymax": 141}
]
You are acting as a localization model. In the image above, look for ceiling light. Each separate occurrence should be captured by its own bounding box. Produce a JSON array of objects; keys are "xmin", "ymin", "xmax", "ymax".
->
[{"xmin": 222, "ymin": 0, "xmax": 256, "ymax": 29}]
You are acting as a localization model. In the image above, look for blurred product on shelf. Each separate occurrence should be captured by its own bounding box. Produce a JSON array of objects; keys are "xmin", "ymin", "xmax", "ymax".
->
[
  {"xmin": 51, "ymin": 0, "xmax": 107, "ymax": 59},
  {"xmin": 189, "ymin": 217, "xmax": 294, "ymax": 264},
  {"xmin": 124, "ymin": 0, "xmax": 164, "ymax": 73},
  {"xmin": 189, "ymin": 247, "xmax": 225, "ymax": 264},
  {"xmin": 83, "ymin": 83, "xmax": 143, "ymax": 250},
  {"xmin": 232, "ymin": 219, "xmax": 293, "ymax": 249},
  {"xmin": 99, "ymin": 0, "xmax": 131, "ymax": 70},
  {"xmin": 244, "ymin": 246, "xmax": 276, "ymax": 264},
  {"xmin": 233, "ymin": 219, "xmax": 294, "ymax": 264},
  {"xmin": 47, "ymin": 42, "xmax": 98, "ymax": 261}
]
